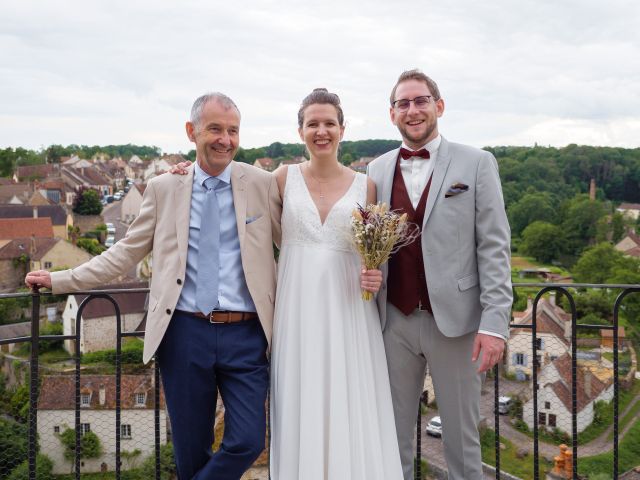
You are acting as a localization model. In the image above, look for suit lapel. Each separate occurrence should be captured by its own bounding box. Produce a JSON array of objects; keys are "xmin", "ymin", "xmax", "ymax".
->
[
  {"xmin": 423, "ymin": 137, "xmax": 452, "ymax": 229},
  {"xmin": 230, "ymin": 162, "xmax": 248, "ymax": 251},
  {"xmin": 175, "ymin": 164, "xmax": 195, "ymax": 269},
  {"xmin": 380, "ymin": 149, "xmax": 399, "ymax": 204}
]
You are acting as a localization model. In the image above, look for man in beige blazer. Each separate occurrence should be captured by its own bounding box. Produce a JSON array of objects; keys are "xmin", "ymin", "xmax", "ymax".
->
[
  {"xmin": 26, "ymin": 93, "xmax": 281, "ymax": 480},
  {"xmin": 367, "ymin": 70, "xmax": 512, "ymax": 480}
]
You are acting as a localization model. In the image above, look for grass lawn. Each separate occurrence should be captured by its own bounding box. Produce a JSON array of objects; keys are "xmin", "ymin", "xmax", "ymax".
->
[
  {"xmin": 480, "ymin": 427, "xmax": 553, "ymax": 480},
  {"xmin": 578, "ymin": 414, "xmax": 640, "ymax": 478}
]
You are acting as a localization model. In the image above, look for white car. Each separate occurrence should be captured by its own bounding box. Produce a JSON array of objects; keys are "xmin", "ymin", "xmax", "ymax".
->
[
  {"xmin": 105, "ymin": 223, "xmax": 116, "ymax": 236},
  {"xmin": 425, "ymin": 416, "xmax": 442, "ymax": 437},
  {"xmin": 498, "ymin": 396, "xmax": 514, "ymax": 415},
  {"xmin": 105, "ymin": 236, "xmax": 116, "ymax": 248}
]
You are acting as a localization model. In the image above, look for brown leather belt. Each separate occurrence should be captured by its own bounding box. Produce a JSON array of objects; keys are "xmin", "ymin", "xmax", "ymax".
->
[{"xmin": 179, "ymin": 310, "xmax": 258, "ymax": 324}]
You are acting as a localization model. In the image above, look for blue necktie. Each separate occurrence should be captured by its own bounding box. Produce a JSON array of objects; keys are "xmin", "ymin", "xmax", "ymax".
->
[{"xmin": 195, "ymin": 177, "xmax": 220, "ymax": 315}]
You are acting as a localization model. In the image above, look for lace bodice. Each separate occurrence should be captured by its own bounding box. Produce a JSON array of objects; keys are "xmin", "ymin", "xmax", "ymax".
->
[{"xmin": 281, "ymin": 164, "xmax": 367, "ymax": 252}]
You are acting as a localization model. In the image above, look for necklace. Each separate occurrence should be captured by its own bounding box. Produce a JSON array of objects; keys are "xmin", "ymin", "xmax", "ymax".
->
[{"xmin": 306, "ymin": 163, "xmax": 343, "ymax": 203}]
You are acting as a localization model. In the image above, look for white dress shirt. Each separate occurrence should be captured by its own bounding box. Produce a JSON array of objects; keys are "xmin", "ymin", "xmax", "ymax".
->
[{"xmin": 399, "ymin": 135, "xmax": 506, "ymax": 342}]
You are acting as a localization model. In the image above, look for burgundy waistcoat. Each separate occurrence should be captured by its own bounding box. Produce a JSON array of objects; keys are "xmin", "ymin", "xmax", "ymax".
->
[{"xmin": 388, "ymin": 157, "xmax": 432, "ymax": 316}]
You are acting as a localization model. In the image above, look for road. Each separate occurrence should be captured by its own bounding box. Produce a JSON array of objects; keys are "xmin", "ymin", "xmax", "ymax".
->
[{"xmin": 101, "ymin": 200, "xmax": 139, "ymax": 279}]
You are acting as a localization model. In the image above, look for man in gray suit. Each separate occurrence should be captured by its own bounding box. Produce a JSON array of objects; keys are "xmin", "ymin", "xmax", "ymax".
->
[{"xmin": 367, "ymin": 69, "xmax": 512, "ymax": 480}]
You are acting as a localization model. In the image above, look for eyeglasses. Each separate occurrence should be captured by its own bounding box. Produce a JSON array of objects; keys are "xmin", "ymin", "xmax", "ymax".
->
[{"xmin": 392, "ymin": 95, "xmax": 433, "ymax": 112}]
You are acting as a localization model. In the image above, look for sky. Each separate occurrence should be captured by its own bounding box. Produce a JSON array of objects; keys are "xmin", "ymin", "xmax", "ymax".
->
[{"xmin": 1, "ymin": 0, "xmax": 639, "ymax": 154}]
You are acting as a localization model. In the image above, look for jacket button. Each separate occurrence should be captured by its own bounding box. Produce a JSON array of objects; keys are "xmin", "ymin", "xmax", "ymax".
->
[
  {"xmin": 166, "ymin": 309, "xmax": 171, "ymax": 315},
  {"xmin": 177, "ymin": 279, "xmax": 182, "ymax": 285}
]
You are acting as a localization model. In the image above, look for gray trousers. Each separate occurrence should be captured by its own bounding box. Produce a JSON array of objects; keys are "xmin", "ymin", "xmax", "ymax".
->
[{"xmin": 383, "ymin": 304, "xmax": 483, "ymax": 480}]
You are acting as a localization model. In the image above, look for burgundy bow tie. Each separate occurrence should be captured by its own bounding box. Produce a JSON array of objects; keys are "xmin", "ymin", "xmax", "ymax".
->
[{"xmin": 399, "ymin": 148, "xmax": 430, "ymax": 160}]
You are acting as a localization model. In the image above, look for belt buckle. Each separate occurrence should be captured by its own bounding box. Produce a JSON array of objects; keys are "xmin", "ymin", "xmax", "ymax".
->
[{"xmin": 209, "ymin": 311, "xmax": 230, "ymax": 324}]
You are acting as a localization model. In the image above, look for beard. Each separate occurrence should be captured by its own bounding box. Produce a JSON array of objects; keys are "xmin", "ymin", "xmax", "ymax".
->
[{"xmin": 397, "ymin": 119, "xmax": 437, "ymax": 148}]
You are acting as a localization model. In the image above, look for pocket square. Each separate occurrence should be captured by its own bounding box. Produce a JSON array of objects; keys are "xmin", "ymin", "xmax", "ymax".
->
[
  {"xmin": 245, "ymin": 215, "xmax": 262, "ymax": 224},
  {"xmin": 445, "ymin": 182, "xmax": 469, "ymax": 198}
]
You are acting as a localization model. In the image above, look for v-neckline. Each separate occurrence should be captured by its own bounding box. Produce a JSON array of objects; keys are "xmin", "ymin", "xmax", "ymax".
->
[{"xmin": 298, "ymin": 164, "xmax": 358, "ymax": 227}]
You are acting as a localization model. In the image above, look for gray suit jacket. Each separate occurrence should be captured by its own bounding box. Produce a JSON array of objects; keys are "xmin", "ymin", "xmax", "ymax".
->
[{"xmin": 367, "ymin": 137, "xmax": 512, "ymax": 338}]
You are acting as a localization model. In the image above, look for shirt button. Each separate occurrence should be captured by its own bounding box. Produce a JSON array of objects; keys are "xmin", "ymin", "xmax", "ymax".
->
[{"xmin": 166, "ymin": 309, "xmax": 171, "ymax": 315}]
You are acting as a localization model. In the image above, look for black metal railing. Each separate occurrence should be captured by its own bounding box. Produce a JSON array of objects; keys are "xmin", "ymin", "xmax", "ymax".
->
[{"xmin": 0, "ymin": 283, "xmax": 638, "ymax": 479}]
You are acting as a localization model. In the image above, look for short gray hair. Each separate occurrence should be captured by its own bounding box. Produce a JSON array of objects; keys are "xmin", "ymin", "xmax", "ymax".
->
[{"xmin": 190, "ymin": 92, "xmax": 240, "ymax": 126}]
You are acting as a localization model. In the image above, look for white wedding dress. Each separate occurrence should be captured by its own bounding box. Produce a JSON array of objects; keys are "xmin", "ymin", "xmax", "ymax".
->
[{"xmin": 270, "ymin": 165, "xmax": 403, "ymax": 480}]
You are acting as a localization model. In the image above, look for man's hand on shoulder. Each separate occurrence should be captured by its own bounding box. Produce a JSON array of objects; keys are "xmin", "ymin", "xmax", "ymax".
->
[
  {"xmin": 25, "ymin": 270, "xmax": 52, "ymax": 290},
  {"xmin": 169, "ymin": 161, "xmax": 192, "ymax": 175},
  {"xmin": 472, "ymin": 332, "xmax": 505, "ymax": 373}
]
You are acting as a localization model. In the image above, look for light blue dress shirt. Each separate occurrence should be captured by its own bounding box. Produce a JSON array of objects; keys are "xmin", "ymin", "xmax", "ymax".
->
[{"xmin": 176, "ymin": 161, "xmax": 256, "ymax": 313}]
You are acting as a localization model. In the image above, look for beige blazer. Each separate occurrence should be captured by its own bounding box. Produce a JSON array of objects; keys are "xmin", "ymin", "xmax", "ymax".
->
[
  {"xmin": 51, "ymin": 162, "xmax": 282, "ymax": 363},
  {"xmin": 367, "ymin": 137, "xmax": 513, "ymax": 338}
]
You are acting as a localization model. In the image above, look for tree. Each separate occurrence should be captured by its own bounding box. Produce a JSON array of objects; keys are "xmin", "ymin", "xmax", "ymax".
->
[
  {"xmin": 507, "ymin": 191, "xmax": 558, "ymax": 237},
  {"xmin": 139, "ymin": 443, "xmax": 176, "ymax": 480},
  {"xmin": 519, "ymin": 221, "xmax": 564, "ymax": 263},
  {"xmin": 6, "ymin": 454, "xmax": 53, "ymax": 480},
  {"xmin": 72, "ymin": 187, "xmax": 103, "ymax": 215},
  {"xmin": 560, "ymin": 195, "xmax": 607, "ymax": 255},
  {"xmin": 58, "ymin": 427, "xmax": 103, "ymax": 472},
  {"xmin": 572, "ymin": 243, "xmax": 628, "ymax": 283},
  {"xmin": 0, "ymin": 418, "xmax": 28, "ymax": 478}
]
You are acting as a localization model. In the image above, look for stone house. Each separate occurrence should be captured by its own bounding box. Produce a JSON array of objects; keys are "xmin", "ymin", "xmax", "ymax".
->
[
  {"xmin": 616, "ymin": 203, "xmax": 640, "ymax": 220},
  {"xmin": 507, "ymin": 296, "xmax": 571, "ymax": 379},
  {"xmin": 0, "ymin": 204, "xmax": 72, "ymax": 239},
  {"xmin": 61, "ymin": 282, "xmax": 148, "ymax": 354},
  {"xmin": 121, "ymin": 184, "xmax": 146, "ymax": 224},
  {"xmin": 37, "ymin": 374, "xmax": 167, "ymax": 474},
  {"xmin": 615, "ymin": 231, "xmax": 640, "ymax": 258},
  {"xmin": 523, "ymin": 353, "xmax": 613, "ymax": 434},
  {"xmin": 253, "ymin": 157, "xmax": 275, "ymax": 171}
]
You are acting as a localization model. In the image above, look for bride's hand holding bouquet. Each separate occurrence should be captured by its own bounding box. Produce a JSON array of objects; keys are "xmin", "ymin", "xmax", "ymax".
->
[{"xmin": 351, "ymin": 202, "xmax": 420, "ymax": 300}]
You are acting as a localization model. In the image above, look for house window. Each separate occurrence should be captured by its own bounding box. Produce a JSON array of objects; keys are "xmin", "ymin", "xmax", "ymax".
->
[
  {"xmin": 515, "ymin": 353, "xmax": 525, "ymax": 366},
  {"xmin": 538, "ymin": 413, "xmax": 546, "ymax": 425},
  {"xmin": 545, "ymin": 401, "xmax": 551, "ymax": 410},
  {"xmin": 135, "ymin": 393, "xmax": 146, "ymax": 406},
  {"xmin": 80, "ymin": 423, "xmax": 91, "ymax": 435},
  {"xmin": 121, "ymin": 424, "xmax": 132, "ymax": 439},
  {"xmin": 44, "ymin": 262, "xmax": 53, "ymax": 269},
  {"xmin": 548, "ymin": 414, "xmax": 557, "ymax": 427},
  {"xmin": 535, "ymin": 338, "xmax": 544, "ymax": 350},
  {"xmin": 54, "ymin": 426, "xmax": 60, "ymax": 434},
  {"xmin": 81, "ymin": 393, "xmax": 91, "ymax": 407}
]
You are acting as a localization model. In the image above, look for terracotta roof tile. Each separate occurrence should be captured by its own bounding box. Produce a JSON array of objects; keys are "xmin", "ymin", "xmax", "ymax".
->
[
  {"xmin": 546, "ymin": 353, "xmax": 609, "ymax": 412},
  {"xmin": 38, "ymin": 374, "xmax": 165, "ymax": 410},
  {"xmin": 73, "ymin": 281, "xmax": 149, "ymax": 319},
  {"xmin": 0, "ymin": 218, "xmax": 53, "ymax": 239}
]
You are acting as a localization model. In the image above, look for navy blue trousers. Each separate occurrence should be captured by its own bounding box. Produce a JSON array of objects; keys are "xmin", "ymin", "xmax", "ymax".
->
[{"xmin": 158, "ymin": 311, "xmax": 269, "ymax": 480}]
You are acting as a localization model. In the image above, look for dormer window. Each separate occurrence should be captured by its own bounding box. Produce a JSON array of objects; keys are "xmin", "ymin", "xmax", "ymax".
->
[
  {"xmin": 135, "ymin": 393, "xmax": 146, "ymax": 406},
  {"xmin": 81, "ymin": 393, "xmax": 91, "ymax": 407}
]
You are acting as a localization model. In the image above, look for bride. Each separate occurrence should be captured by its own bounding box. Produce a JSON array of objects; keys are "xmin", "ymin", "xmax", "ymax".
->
[
  {"xmin": 169, "ymin": 89, "xmax": 403, "ymax": 479},
  {"xmin": 269, "ymin": 88, "xmax": 402, "ymax": 479}
]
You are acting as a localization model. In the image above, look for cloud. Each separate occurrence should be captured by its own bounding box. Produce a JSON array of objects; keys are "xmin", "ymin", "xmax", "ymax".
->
[{"xmin": 1, "ymin": 0, "xmax": 639, "ymax": 152}]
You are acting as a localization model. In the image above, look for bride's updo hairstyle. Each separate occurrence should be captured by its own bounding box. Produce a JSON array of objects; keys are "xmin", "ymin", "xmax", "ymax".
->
[{"xmin": 297, "ymin": 88, "xmax": 345, "ymax": 128}]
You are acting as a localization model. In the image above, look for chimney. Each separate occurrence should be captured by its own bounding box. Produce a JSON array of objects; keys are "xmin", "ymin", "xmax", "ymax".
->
[
  {"xmin": 99, "ymin": 384, "xmax": 106, "ymax": 406},
  {"xmin": 589, "ymin": 178, "xmax": 596, "ymax": 201},
  {"xmin": 30, "ymin": 235, "xmax": 36, "ymax": 257},
  {"xmin": 33, "ymin": 206, "xmax": 38, "ymax": 218},
  {"xmin": 527, "ymin": 297, "xmax": 533, "ymax": 311},
  {"xmin": 549, "ymin": 292, "xmax": 556, "ymax": 306}
]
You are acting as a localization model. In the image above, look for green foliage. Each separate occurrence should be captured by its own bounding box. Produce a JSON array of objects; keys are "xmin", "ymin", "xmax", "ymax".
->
[
  {"xmin": 81, "ymin": 340, "xmax": 144, "ymax": 365},
  {"xmin": 560, "ymin": 195, "xmax": 607, "ymax": 255},
  {"xmin": 139, "ymin": 443, "xmax": 176, "ymax": 480},
  {"xmin": 76, "ymin": 238, "xmax": 106, "ymax": 256},
  {"xmin": 573, "ymin": 243, "xmax": 630, "ymax": 283},
  {"xmin": 73, "ymin": 187, "xmax": 103, "ymax": 215},
  {"xmin": 513, "ymin": 418, "xmax": 529, "ymax": 433},
  {"xmin": 6, "ymin": 453, "xmax": 53, "ymax": 480},
  {"xmin": 58, "ymin": 427, "xmax": 103, "ymax": 463},
  {"xmin": 0, "ymin": 418, "xmax": 29, "ymax": 477},
  {"xmin": 40, "ymin": 321, "xmax": 64, "ymax": 352},
  {"xmin": 519, "ymin": 221, "xmax": 564, "ymax": 263},
  {"xmin": 0, "ymin": 297, "xmax": 24, "ymax": 324},
  {"xmin": 9, "ymin": 384, "xmax": 30, "ymax": 422},
  {"xmin": 508, "ymin": 191, "xmax": 558, "ymax": 237}
]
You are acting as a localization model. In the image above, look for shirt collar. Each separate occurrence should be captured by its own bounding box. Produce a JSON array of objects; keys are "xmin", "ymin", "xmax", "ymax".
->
[
  {"xmin": 194, "ymin": 161, "xmax": 233, "ymax": 188},
  {"xmin": 400, "ymin": 134, "xmax": 441, "ymax": 158}
]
